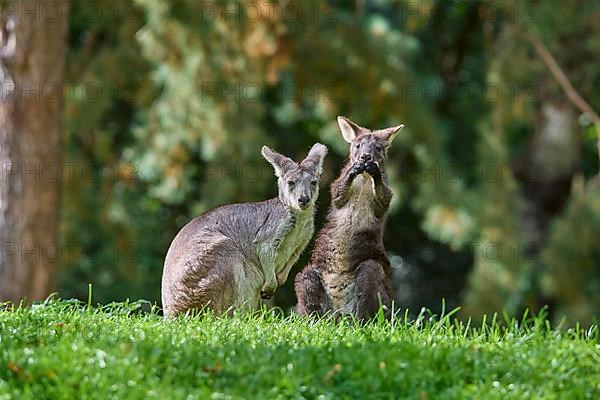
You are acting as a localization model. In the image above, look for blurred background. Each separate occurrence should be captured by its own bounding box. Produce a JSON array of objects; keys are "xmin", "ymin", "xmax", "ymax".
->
[{"xmin": 0, "ymin": 0, "xmax": 598, "ymax": 325}]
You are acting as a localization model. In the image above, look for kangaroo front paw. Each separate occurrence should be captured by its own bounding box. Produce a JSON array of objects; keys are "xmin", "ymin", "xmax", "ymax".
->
[
  {"xmin": 349, "ymin": 162, "xmax": 366, "ymax": 179},
  {"xmin": 365, "ymin": 161, "xmax": 380, "ymax": 177},
  {"xmin": 260, "ymin": 281, "xmax": 277, "ymax": 299}
]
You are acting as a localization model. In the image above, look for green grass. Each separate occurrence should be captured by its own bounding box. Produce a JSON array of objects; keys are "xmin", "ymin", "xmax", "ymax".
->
[{"xmin": 0, "ymin": 301, "xmax": 598, "ymax": 400}]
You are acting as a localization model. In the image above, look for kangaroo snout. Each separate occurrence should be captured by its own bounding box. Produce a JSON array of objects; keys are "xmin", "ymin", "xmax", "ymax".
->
[
  {"xmin": 298, "ymin": 194, "xmax": 310, "ymax": 208},
  {"xmin": 360, "ymin": 153, "xmax": 372, "ymax": 162}
]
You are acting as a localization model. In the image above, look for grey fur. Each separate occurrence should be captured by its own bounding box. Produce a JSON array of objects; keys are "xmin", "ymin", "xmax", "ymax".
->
[{"xmin": 162, "ymin": 143, "xmax": 328, "ymax": 316}]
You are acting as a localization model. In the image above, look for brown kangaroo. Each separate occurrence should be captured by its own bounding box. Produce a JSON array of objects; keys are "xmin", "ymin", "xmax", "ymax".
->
[{"xmin": 295, "ymin": 116, "xmax": 404, "ymax": 320}]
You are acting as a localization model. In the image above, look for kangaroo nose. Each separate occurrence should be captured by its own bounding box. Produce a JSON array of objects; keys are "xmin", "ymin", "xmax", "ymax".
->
[
  {"xmin": 360, "ymin": 154, "xmax": 372, "ymax": 162},
  {"xmin": 298, "ymin": 195, "xmax": 310, "ymax": 207}
]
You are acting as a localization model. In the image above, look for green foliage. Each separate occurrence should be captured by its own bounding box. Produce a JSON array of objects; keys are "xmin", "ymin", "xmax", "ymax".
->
[
  {"xmin": 60, "ymin": 0, "xmax": 157, "ymax": 302},
  {"xmin": 1, "ymin": 301, "xmax": 599, "ymax": 399},
  {"xmin": 542, "ymin": 184, "xmax": 600, "ymax": 326},
  {"xmin": 132, "ymin": 0, "xmax": 276, "ymax": 206},
  {"xmin": 58, "ymin": 0, "xmax": 600, "ymax": 323},
  {"xmin": 463, "ymin": 121, "xmax": 529, "ymax": 317}
]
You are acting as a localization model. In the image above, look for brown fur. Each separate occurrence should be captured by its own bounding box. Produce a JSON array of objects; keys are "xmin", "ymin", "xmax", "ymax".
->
[{"xmin": 295, "ymin": 117, "xmax": 404, "ymax": 320}]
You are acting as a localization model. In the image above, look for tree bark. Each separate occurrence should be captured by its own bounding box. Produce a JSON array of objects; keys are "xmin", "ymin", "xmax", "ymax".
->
[
  {"xmin": 0, "ymin": 1, "xmax": 68, "ymax": 303},
  {"xmin": 514, "ymin": 99, "xmax": 579, "ymax": 313}
]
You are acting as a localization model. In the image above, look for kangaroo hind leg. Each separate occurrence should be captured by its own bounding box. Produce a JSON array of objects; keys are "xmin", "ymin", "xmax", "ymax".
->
[
  {"xmin": 295, "ymin": 267, "xmax": 330, "ymax": 317},
  {"xmin": 354, "ymin": 260, "xmax": 392, "ymax": 321}
]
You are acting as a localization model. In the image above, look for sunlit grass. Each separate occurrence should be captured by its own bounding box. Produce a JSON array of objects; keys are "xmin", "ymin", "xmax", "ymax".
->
[{"xmin": 0, "ymin": 299, "xmax": 598, "ymax": 399}]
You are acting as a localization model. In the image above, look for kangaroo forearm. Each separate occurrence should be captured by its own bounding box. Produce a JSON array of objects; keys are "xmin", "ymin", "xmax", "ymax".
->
[
  {"xmin": 276, "ymin": 256, "xmax": 297, "ymax": 287},
  {"xmin": 278, "ymin": 237, "xmax": 310, "ymax": 286},
  {"xmin": 373, "ymin": 198, "xmax": 391, "ymax": 218},
  {"xmin": 277, "ymin": 263, "xmax": 294, "ymax": 287},
  {"xmin": 373, "ymin": 184, "xmax": 392, "ymax": 218},
  {"xmin": 332, "ymin": 188, "xmax": 352, "ymax": 208},
  {"xmin": 258, "ymin": 253, "xmax": 277, "ymax": 289},
  {"xmin": 277, "ymin": 251, "xmax": 301, "ymax": 287},
  {"xmin": 263, "ymin": 271, "xmax": 277, "ymax": 295},
  {"xmin": 376, "ymin": 183, "xmax": 392, "ymax": 203},
  {"xmin": 331, "ymin": 175, "xmax": 354, "ymax": 208}
]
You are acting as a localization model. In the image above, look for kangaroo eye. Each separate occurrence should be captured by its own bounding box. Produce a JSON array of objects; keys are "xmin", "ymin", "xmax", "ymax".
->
[
  {"xmin": 288, "ymin": 181, "xmax": 295, "ymax": 187},
  {"xmin": 355, "ymin": 144, "xmax": 360, "ymax": 149}
]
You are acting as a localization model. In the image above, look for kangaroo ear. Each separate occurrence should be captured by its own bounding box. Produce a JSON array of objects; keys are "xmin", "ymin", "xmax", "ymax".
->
[
  {"xmin": 377, "ymin": 124, "xmax": 405, "ymax": 144},
  {"xmin": 337, "ymin": 116, "xmax": 369, "ymax": 143},
  {"xmin": 301, "ymin": 143, "xmax": 328, "ymax": 175},
  {"xmin": 261, "ymin": 146, "xmax": 296, "ymax": 178}
]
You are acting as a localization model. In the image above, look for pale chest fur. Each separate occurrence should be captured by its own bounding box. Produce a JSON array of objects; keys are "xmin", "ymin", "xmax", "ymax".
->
[
  {"xmin": 332, "ymin": 173, "xmax": 377, "ymax": 244},
  {"xmin": 236, "ymin": 214, "xmax": 313, "ymax": 307},
  {"xmin": 256, "ymin": 212, "xmax": 313, "ymax": 274},
  {"xmin": 273, "ymin": 215, "xmax": 313, "ymax": 273}
]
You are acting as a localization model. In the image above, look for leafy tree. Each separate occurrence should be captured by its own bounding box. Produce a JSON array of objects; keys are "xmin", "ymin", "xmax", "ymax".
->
[{"xmin": 56, "ymin": 0, "xmax": 600, "ymax": 326}]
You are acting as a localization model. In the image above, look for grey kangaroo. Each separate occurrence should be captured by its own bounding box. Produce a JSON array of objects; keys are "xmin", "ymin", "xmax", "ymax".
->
[
  {"xmin": 162, "ymin": 143, "xmax": 328, "ymax": 316},
  {"xmin": 295, "ymin": 117, "xmax": 404, "ymax": 320}
]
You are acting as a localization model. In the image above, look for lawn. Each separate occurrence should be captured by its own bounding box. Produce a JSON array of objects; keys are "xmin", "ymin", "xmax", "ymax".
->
[{"xmin": 0, "ymin": 300, "xmax": 598, "ymax": 399}]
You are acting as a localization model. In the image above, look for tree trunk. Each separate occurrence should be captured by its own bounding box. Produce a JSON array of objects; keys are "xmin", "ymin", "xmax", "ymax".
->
[
  {"xmin": 0, "ymin": 1, "xmax": 68, "ymax": 303},
  {"xmin": 517, "ymin": 101, "xmax": 579, "ymax": 256},
  {"xmin": 514, "ymin": 100, "xmax": 579, "ymax": 313}
]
